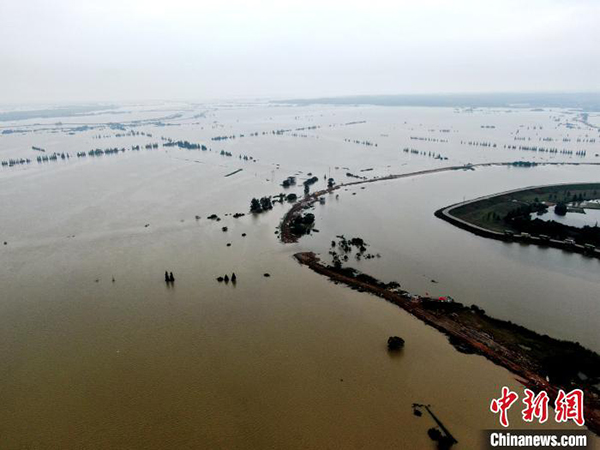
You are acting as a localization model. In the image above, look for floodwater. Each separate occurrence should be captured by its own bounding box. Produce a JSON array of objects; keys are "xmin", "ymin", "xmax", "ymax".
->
[
  {"xmin": 0, "ymin": 103, "xmax": 598, "ymax": 448},
  {"xmin": 533, "ymin": 207, "xmax": 600, "ymax": 228},
  {"xmin": 300, "ymin": 164, "xmax": 600, "ymax": 351}
]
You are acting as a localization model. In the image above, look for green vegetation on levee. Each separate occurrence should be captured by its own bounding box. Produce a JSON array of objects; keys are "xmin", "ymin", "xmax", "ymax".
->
[{"xmin": 450, "ymin": 183, "xmax": 600, "ymax": 245}]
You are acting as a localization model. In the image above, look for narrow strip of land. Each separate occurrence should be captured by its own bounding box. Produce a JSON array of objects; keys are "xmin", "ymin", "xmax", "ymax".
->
[
  {"xmin": 280, "ymin": 161, "xmax": 600, "ymax": 243},
  {"xmin": 294, "ymin": 252, "xmax": 600, "ymax": 435},
  {"xmin": 224, "ymin": 168, "xmax": 243, "ymax": 177}
]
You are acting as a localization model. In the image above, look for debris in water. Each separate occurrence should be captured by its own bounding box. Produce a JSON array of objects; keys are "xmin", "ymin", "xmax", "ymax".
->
[{"xmin": 412, "ymin": 403, "xmax": 457, "ymax": 449}]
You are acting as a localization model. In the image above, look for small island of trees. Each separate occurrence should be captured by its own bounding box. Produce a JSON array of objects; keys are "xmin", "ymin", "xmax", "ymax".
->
[{"xmin": 250, "ymin": 196, "xmax": 273, "ymax": 213}]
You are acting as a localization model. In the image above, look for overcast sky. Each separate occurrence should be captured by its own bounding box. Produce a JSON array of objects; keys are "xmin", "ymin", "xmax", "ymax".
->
[{"xmin": 0, "ymin": 0, "xmax": 598, "ymax": 104}]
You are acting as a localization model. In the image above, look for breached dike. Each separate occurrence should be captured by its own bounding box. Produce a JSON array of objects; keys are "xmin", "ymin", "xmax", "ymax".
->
[
  {"xmin": 279, "ymin": 162, "xmax": 600, "ymax": 436},
  {"xmin": 293, "ymin": 251, "xmax": 600, "ymax": 436}
]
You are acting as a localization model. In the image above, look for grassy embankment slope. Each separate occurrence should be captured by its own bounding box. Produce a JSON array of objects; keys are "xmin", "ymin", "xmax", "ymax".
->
[{"xmin": 450, "ymin": 183, "xmax": 600, "ymax": 233}]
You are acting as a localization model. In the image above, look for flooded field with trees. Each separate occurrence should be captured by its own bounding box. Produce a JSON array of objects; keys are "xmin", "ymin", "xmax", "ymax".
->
[{"xmin": 1, "ymin": 102, "xmax": 599, "ymax": 448}]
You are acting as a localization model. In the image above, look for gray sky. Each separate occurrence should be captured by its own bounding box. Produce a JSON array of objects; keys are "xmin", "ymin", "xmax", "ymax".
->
[{"xmin": 0, "ymin": 0, "xmax": 598, "ymax": 103}]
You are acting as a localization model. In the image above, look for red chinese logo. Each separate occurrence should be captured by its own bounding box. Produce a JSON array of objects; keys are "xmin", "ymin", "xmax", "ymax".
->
[
  {"xmin": 491, "ymin": 387, "xmax": 585, "ymax": 427},
  {"xmin": 490, "ymin": 387, "xmax": 519, "ymax": 427},
  {"xmin": 555, "ymin": 389, "xmax": 585, "ymax": 426},
  {"xmin": 522, "ymin": 389, "xmax": 549, "ymax": 423}
]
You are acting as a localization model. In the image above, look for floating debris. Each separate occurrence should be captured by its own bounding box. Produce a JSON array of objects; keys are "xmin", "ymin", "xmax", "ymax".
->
[{"xmin": 412, "ymin": 403, "xmax": 457, "ymax": 449}]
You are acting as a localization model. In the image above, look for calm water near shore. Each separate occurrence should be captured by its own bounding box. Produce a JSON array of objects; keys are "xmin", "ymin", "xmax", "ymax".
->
[
  {"xmin": 533, "ymin": 207, "xmax": 600, "ymax": 228},
  {"xmin": 0, "ymin": 103, "xmax": 597, "ymax": 448}
]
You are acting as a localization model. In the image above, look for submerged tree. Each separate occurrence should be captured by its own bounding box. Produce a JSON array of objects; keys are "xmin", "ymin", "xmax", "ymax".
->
[
  {"xmin": 250, "ymin": 196, "xmax": 273, "ymax": 213},
  {"xmin": 250, "ymin": 198, "xmax": 262, "ymax": 213},
  {"xmin": 260, "ymin": 196, "xmax": 273, "ymax": 211},
  {"xmin": 555, "ymin": 202, "xmax": 568, "ymax": 216}
]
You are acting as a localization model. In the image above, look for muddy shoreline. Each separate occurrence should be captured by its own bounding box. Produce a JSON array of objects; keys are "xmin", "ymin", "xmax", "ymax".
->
[{"xmin": 293, "ymin": 251, "xmax": 600, "ymax": 435}]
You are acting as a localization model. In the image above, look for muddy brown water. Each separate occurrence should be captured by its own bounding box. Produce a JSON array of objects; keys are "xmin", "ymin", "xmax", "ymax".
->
[{"xmin": 0, "ymin": 103, "xmax": 597, "ymax": 448}]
